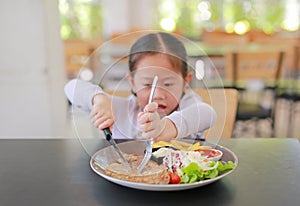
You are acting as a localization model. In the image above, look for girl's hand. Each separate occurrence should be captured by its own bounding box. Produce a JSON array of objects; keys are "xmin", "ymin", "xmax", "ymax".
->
[
  {"xmin": 90, "ymin": 94, "xmax": 114, "ymax": 130},
  {"xmin": 137, "ymin": 102, "xmax": 166, "ymax": 140}
]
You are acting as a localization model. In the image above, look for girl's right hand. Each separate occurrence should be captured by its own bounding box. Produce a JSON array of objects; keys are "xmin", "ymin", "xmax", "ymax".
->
[{"xmin": 90, "ymin": 94, "xmax": 114, "ymax": 130}]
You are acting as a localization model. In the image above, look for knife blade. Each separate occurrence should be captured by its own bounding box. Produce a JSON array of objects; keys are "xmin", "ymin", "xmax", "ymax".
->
[{"xmin": 103, "ymin": 128, "xmax": 131, "ymax": 171}]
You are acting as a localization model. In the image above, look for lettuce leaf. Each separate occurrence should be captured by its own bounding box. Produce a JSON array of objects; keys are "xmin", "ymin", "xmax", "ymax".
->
[
  {"xmin": 180, "ymin": 161, "xmax": 236, "ymax": 184},
  {"xmin": 217, "ymin": 161, "xmax": 236, "ymax": 172}
]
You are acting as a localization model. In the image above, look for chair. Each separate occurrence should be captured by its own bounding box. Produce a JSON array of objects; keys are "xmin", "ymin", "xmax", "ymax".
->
[
  {"xmin": 64, "ymin": 38, "xmax": 101, "ymax": 78},
  {"xmin": 201, "ymin": 30, "xmax": 250, "ymax": 46},
  {"xmin": 225, "ymin": 50, "xmax": 285, "ymax": 137},
  {"xmin": 193, "ymin": 89, "xmax": 238, "ymax": 139},
  {"xmin": 107, "ymin": 88, "xmax": 238, "ymax": 139},
  {"xmin": 109, "ymin": 30, "xmax": 152, "ymax": 46},
  {"xmin": 250, "ymin": 35, "xmax": 299, "ymax": 78},
  {"xmin": 200, "ymin": 30, "xmax": 250, "ymax": 81},
  {"xmin": 275, "ymin": 45, "xmax": 300, "ymax": 137}
]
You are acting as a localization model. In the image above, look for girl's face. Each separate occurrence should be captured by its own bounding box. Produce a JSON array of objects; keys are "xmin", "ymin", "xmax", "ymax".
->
[{"xmin": 127, "ymin": 54, "xmax": 192, "ymax": 117}]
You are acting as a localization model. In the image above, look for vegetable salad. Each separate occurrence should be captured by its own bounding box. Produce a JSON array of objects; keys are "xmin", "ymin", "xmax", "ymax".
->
[{"xmin": 161, "ymin": 149, "xmax": 236, "ymax": 184}]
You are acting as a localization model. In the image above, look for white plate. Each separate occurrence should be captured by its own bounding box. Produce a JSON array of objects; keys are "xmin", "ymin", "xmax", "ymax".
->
[{"xmin": 90, "ymin": 140, "xmax": 238, "ymax": 191}]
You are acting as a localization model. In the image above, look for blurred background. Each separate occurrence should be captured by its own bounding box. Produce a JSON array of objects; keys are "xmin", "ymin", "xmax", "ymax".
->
[{"xmin": 1, "ymin": 0, "xmax": 300, "ymax": 139}]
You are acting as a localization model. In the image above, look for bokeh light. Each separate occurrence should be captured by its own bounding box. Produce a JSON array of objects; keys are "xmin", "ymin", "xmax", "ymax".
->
[
  {"xmin": 234, "ymin": 20, "xmax": 250, "ymax": 35},
  {"xmin": 197, "ymin": 1, "xmax": 210, "ymax": 12},
  {"xmin": 224, "ymin": 23, "xmax": 235, "ymax": 33},
  {"xmin": 160, "ymin": 18, "xmax": 176, "ymax": 32}
]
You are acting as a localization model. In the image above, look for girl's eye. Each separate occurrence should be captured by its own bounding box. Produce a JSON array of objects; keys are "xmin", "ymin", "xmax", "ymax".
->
[
  {"xmin": 164, "ymin": 83, "xmax": 174, "ymax": 87},
  {"xmin": 143, "ymin": 84, "xmax": 152, "ymax": 87}
]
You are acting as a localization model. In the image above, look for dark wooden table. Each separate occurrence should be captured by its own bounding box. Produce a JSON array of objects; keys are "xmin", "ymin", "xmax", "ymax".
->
[{"xmin": 0, "ymin": 138, "xmax": 299, "ymax": 206}]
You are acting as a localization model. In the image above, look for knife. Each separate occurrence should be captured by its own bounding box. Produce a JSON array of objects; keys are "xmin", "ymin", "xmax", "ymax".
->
[{"xmin": 103, "ymin": 128, "xmax": 131, "ymax": 171}]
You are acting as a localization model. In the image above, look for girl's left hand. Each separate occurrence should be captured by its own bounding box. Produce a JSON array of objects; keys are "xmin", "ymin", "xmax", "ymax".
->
[{"xmin": 137, "ymin": 102, "xmax": 166, "ymax": 140}]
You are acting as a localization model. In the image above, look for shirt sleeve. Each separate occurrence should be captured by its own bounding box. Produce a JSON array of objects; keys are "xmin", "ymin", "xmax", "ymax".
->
[
  {"xmin": 64, "ymin": 79, "xmax": 104, "ymax": 112},
  {"xmin": 166, "ymin": 92, "xmax": 217, "ymax": 138}
]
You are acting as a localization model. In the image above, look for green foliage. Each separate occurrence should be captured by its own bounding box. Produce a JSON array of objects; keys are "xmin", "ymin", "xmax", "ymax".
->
[
  {"xmin": 59, "ymin": 0, "xmax": 102, "ymax": 40},
  {"xmin": 59, "ymin": 0, "xmax": 294, "ymax": 40},
  {"xmin": 158, "ymin": 0, "xmax": 292, "ymax": 38}
]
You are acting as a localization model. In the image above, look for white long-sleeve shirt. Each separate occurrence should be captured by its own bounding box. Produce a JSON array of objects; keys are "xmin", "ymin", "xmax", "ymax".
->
[{"xmin": 64, "ymin": 79, "xmax": 217, "ymax": 139}]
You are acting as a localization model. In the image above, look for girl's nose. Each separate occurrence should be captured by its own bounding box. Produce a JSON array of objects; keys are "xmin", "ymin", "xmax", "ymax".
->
[{"xmin": 152, "ymin": 86, "xmax": 165, "ymax": 100}]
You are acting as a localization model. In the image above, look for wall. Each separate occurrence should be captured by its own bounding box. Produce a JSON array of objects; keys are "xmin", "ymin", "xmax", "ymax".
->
[{"xmin": 0, "ymin": 0, "xmax": 68, "ymax": 137}]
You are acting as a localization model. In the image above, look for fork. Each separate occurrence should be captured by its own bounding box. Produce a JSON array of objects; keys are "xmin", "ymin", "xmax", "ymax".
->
[
  {"xmin": 137, "ymin": 75, "xmax": 158, "ymax": 173},
  {"xmin": 137, "ymin": 138, "xmax": 154, "ymax": 173}
]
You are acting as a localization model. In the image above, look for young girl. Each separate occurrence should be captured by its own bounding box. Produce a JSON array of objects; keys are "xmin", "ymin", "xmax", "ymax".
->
[{"xmin": 65, "ymin": 32, "xmax": 216, "ymax": 141}]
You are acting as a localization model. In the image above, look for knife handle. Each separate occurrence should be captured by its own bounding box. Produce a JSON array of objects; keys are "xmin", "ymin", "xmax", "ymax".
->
[{"xmin": 103, "ymin": 128, "xmax": 112, "ymax": 141}]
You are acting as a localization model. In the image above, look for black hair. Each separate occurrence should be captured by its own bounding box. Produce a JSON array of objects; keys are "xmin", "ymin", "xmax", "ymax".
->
[{"xmin": 128, "ymin": 32, "xmax": 188, "ymax": 77}]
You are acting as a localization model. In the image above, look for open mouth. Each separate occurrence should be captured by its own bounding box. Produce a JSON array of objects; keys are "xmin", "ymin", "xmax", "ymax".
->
[
  {"xmin": 158, "ymin": 104, "xmax": 167, "ymax": 110},
  {"xmin": 157, "ymin": 104, "xmax": 167, "ymax": 114}
]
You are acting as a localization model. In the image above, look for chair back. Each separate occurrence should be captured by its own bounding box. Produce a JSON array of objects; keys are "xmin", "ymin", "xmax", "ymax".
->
[
  {"xmin": 225, "ymin": 51, "xmax": 285, "ymax": 88},
  {"xmin": 201, "ymin": 30, "xmax": 250, "ymax": 45},
  {"xmin": 64, "ymin": 39, "xmax": 101, "ymax": 78},
  {"xmin": 294, "ymin": 45, "xmax": 300, "ymax": 77},
  {"xmin": 106, "ymin": 88, "xmax": 238, "ymax": 139},
  {"xmin": 251, "ymin": 36, "xmax": 299, "ymax": 76},
  {"xmin": 106, "ymin": 90, "xmax": 131, "ymax": 97},
  {"xmin": 193, "ymin": 89, "xmax": 238, "ymax": 139}
]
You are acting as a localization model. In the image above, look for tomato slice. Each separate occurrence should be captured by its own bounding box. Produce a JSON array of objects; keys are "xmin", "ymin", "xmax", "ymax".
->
[{"xmin": 169, "ymin": 173, "xmax": 181, "ymax": 184}]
